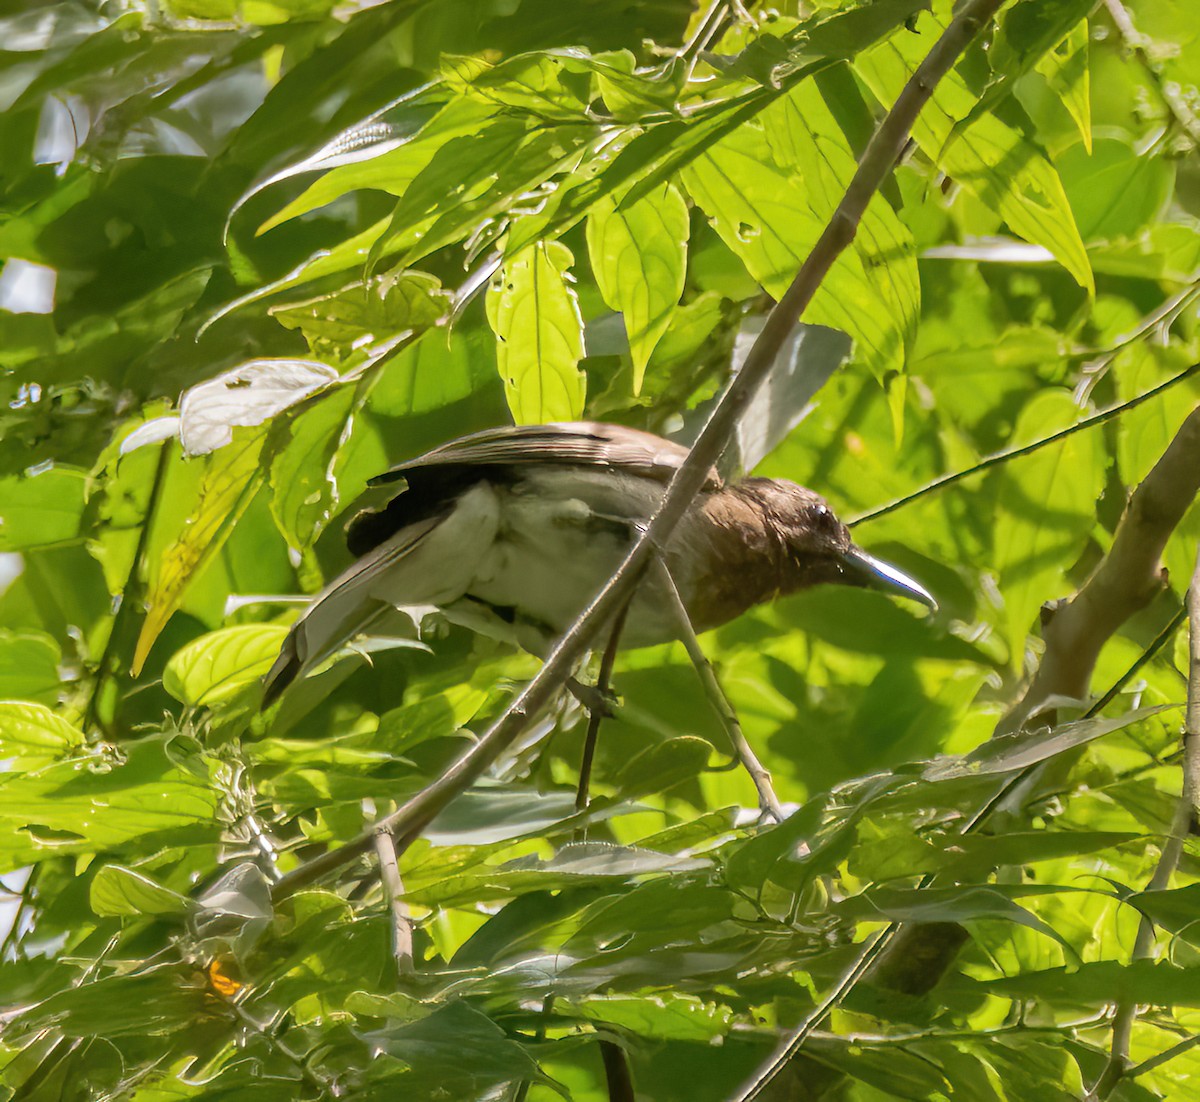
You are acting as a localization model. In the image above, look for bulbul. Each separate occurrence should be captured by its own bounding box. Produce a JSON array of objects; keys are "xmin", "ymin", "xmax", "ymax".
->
[{"xmin": 262, "ymin": 421, "xmax": 934, "ymax": 706}]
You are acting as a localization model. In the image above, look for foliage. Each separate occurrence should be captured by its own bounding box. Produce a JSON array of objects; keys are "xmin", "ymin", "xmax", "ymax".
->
[{"xmin": 1, "ymin": 0, "xmax": 1199, "ymax": 1099}]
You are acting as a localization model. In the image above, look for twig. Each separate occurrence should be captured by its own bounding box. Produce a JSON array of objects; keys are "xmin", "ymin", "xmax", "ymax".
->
[
  {"xmin": 1087, "ymin": 548, "xmax": 1200, "ymax": 1101},
  {"xmin": 734, "ymin": 928, "xmax": 894, "ymax": 1101},
  {"xmin": 575, "ymin": 602, "xmax": 632, "ymax": 816},
  {"xmin": 373, "ymin": 828, "xmax": 415, "ymax": 983},
  {"xmin": 1127, "ymin": 1033, "xmax": 1200, "ymax": 1081},
  {"xmin": 653, "ymin": 559, "xmax": 783, "ymax": 821},
  {"xmin": 1102, "ymin": 0, "xmax": 1200, "ymax": 146},
  {"xmin": 852, "ymin": 361, "xmax": 1200, "ymax": 527},
  {"xmin": 270, "ymin": 0, "xmax": 1008, "ymax": 904},
  {"xmin": 999, "ymin": 405, "xmax": 1200, "ymax": 734},
  {"xmin": 0, "ymin": 869, "xmax": 33, "ymax": 961},
  {"xmin": 84, "ymin": 438, "xmax": 173, "ymax": 734}
]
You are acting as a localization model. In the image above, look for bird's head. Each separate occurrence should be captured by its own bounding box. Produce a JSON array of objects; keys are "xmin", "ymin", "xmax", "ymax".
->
[{"xmin": 732, "ymin": 478, "xmax": 937, "ymax": 611}]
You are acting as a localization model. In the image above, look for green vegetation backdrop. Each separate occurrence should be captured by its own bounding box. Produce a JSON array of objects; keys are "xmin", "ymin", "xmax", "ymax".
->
[{"xmin": 1, "ymin": 0, "xmax": 1199, "ymax": 1098}]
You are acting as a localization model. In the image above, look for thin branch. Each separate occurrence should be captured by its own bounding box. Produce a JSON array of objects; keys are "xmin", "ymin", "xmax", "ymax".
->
[
  {"xmin": 1127, "ymin": 1033, "xmax": 1200, "ymax": 1081},
  {"xmin": 575, "ymin": 601, "xmax": 631, "ymax": 816},
  {"xmin": 654, "ymin": 559, "xmax": 783, "ymax": 821},
  {"xmin": 84, "ymin": 437, "xmax": 173, "ymax": 734},
  {"xmin": 734, "ymin": 928, "xmax": 894, "ymax": 1101},
  {"xmin": 852, "ymin": 360, "xmax": 1200, "ymax": 527},
  {"xmin": 373, "ymin": 828, "xmax": 415, "ymax": 983},
  {"xmin": 1087, "ymin": 548, "xmax": 1200, "ymax": 1101},
  {"xmin": 270, "ymin": 0, "xmax": 1008, "ymax": 904},
  {"xmin": 1000, "ymin": 404, "xmax": 1200, "ymax": 734}
]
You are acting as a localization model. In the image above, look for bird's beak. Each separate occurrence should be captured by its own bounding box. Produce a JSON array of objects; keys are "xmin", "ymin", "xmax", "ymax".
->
[{"xmin": 840, "ymin": 545, "xmax": 938, "ymax": 612}]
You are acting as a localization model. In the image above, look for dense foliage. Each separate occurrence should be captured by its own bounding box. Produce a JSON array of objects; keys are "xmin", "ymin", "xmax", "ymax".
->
[{"xmin": 1, "ymin": 0, "xmax": 1199, "ymax": 1098}]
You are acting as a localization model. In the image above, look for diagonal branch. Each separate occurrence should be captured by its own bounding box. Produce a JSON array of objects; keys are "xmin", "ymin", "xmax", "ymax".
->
[
  {"xmin": 999, "ymin": 404, "xmax": 1200, "ymax": 734},
  {"xmin": 270, "ymin": 0, "xmax": 1009, "ymax": 903}
]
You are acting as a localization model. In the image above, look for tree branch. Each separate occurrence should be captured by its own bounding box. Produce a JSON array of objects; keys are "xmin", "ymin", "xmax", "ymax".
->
[
  {"xmin": 373, "ymin": 828, "xmax": 415, "ymax": 983},
  {"xmin": 271, "ymin": 0, "xmax": 1007, "ymax": 904},
  {"xmin": 1087, "ymin": 547, "xmax": 1200, "ymax": 1100},
  {"xmin": 1000, "ymin": 404, "xmax": 1200, "ymax": 734}
]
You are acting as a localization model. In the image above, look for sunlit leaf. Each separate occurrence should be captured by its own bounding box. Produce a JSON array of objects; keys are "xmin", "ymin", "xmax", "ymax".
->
[
  {"xmin": 163, "ymin": 623, "xmax": 289, "ymax": 706},
  {"xmin": 855, "ymin": 2, "xmax": 1094, "ymax": 293},
  {"xmin": 485, "ymin": 240, "xmax": 586, "ymax": 423},
  {"xmin": 0, "ymin": 701, "xmax": 84, "ymax": 765},
  {"xmin": 0, "ymin": 468, "xmax": 86, "ymax": 551},
  {"xmin": 133, "ymin": 432, "xmax": 265, "ymax": 674},
  {"xmin": 586, "ymin": 182, "xmax": 688, "ymax": 393},
  {"xmin": 992, "ymin": 391, "xmax": 1105, "ymax": 662},
  {"xmin": 90, "ymin": 864, "xmax": 191, "ymax": 917}
]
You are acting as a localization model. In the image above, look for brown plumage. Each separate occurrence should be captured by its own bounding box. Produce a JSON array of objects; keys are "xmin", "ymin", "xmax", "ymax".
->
[{"xmin": 262, "ymin": 422, "xmax": 934, "ymax": 706}]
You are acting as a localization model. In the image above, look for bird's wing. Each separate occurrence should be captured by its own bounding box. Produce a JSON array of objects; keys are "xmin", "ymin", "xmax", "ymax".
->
[
  {"xmin": 262, "ymin": 483, "xmax": 500, "ymax": 706},
  {"xmin": 368, "ymin": 422, "xmax": 721, "ymax": 489}
]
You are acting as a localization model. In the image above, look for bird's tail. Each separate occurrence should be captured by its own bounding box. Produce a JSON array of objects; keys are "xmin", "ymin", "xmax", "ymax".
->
[{"xmin": 260, "ymin": 514, "xmax": 446, "ymax": 708}]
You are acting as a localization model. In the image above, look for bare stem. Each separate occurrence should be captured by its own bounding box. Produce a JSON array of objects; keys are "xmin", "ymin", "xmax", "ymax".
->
[
  {"xmin": 654, "ymin": 559, "xmax": 783, "ymax": 822},
  {"xmin": 373, "ymin": 828, "xmax": 415, "ymax": 983},
  {"xmin": 575, "ymin": 601, "xmax": 632, "ymax": 817}
]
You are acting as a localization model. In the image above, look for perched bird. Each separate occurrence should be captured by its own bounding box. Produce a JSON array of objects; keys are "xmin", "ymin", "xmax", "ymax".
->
[{"xmin": 262, "ymin": 422, "xmax": 934, "ymax": 706}]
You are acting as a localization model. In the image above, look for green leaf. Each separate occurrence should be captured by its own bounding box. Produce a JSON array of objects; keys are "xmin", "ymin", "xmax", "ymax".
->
[
  {"xmin": 681, "ymin": 120, "xmax": 915, "ymax": 378},
  {"xmin": 90, "ymin": 864, "xmax": 191, "ymax": 917},
  {"xmin": 0, "ymin": 739, "xmax": 218, "ymax": 870},
  {"xmin": 383, "ymin": 118, "xmax": 593, "ymax": 267},
  {"xmin": 568, "ymin": 993, "xmax": 733, "ymax": 1042},
  {"xmin": 485, "ymin": 240, "xmax": 586, "ymax": 423},
  {"xmin": 255, "ymin": 96, "xmax": 492, "ymax": 235},
  {"xmin": 925, "ymin": 707, "xmax": 1174, "ymax": 780},
  {"xmin": 0, "ymin": 631, "xmax": 61, "ymax": 703},
  {"xmin": 855, "ymin": 2, "xmax": 1094, "ymax": 293},
  {"xmin": 585, "ymin": 182, "xmax": 688, "ymax": 393},
  {"xmin": 133, "ymin": 433, "xmax": 265, "ymax": 675},
  {"xmin": 364, "ymin": 1000, "xmax": 549, "ymax": 1096},
  {"xmin": 269, "ymin": 270, "xmax": 452, "ymax": 362},
  {"xmin": 1036, "ymin": 19, "xmax": 1091, "ymax": 152},
  {"xmin": 268, "ymin": 386, "xmax": 355, "ymax": 552},
  {"xmin": 759, "ymin": 80, "xmax": 920, "ymax": 370},
  {"xmin": 163, "ymin": 624, "xmax": 290, "ymax": 706},
  {"xmin": 0, "ymin": 468, "xmax": 87, "ymax": 551},
  {"xmin": 1058, "ymin": 137, "xmax": 1175, "ymax": 241},
  {"xmin": 442, "ymin": 51, "xmax": 592, "ymax": 120},
  {"xmin": 0, "ymin": 701, "xmax": 84, "ymax": 765},
  {"xmin": 838, "ymin": 885, "xmax": 1082, "ymax": 958},
  {"xmin": 374, "ymin": 684, "xmax": 490, "ymax": 755},
  {"xmin": 969, "ymin": 960, "xmax": 1200, "ymax": 1008},
  {"xmin": 779, "ymin": 586, "xmax": 993, "ymax": 663},
  {"xmin": 954, "ymin": 0, "xmax": 1095, "ymax": 149},
  {"xmin": 992, "ymin": 391, "xmax": 1105, "ymax": 662}
]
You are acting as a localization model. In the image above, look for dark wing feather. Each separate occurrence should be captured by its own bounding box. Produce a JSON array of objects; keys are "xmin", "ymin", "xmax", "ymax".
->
[{"xmin": 368, "ymin": 422, "xmax": 721, "ymax": 489}]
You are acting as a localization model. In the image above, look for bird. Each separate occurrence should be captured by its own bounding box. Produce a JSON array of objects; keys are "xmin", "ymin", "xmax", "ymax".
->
[{"xmin": 261, "ymin": 421, "xmax": 935, "ymax": 706}]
